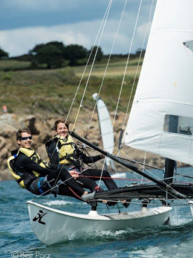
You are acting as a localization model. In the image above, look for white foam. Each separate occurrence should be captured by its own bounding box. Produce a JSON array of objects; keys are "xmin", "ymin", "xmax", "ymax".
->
[
  {"xmin": 43, "ymin": 200, "xmax": 73, "ymax": 206},
  {"xmin": 112, "ymin": 173, "xmax": 126, "ymax": 179},
  {"xmin": 100, "ymin": 229, "xmax": 132, "ymax": 236},
  {"xmin": 169, "ymin": 206, "xmax": 192, "ymax": 226}
]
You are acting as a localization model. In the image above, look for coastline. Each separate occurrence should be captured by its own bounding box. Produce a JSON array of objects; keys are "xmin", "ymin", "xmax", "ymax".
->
[{"xmin": 0, "ymin": 111, "xmax": 185, "ymax": 181}]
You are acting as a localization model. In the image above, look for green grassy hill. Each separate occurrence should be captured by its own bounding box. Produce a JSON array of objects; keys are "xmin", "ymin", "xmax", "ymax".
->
[{"xmin": 0, "ymin": 58, "xmax": 142, "ymax": 115}]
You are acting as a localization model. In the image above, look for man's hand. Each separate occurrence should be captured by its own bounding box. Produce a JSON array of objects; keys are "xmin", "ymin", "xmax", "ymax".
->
[{"xmin": 69, "ymin": 170, "xmax": 79, "ymax": 179}]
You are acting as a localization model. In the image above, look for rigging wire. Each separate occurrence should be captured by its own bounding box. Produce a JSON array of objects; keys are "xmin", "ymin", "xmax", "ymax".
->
[
  {"xmin": 32, "ymin": 0, "xmax": 190, "ymax": 207},
  {"xmin": 72, "ymin": 0, "xmax": 113, "ymax": 130},
  {"xmin": 175, "ymin": 173, "xmax": 193, "ymax": 180},
  {"xmin": 119, "ymin": 151, "xmax": 189, "ymax": 205},
  {"xmin": 117, "ymin": 150, "xmax": 164, "ymax": 172},
  {"xmin": 85, "ymin": 0, "xmax": 145, "ymax": 184},
  {"xmin": 32, "ymin": 144, "xmax": 190, "ymax": 207},
  {"xmin": 65, "ymin": 0, "xmax": 112, "ymax": 124},
  {"xmin": 122, "ymin": 0, "xmax": 156, "ymax": 130},
  {"xmin": 84, "ymin": 0, "xmax": 132, "ymax": 185},
  {"xmin": 109, "ymin": 0, "xmax": 145, "ymax": 158},
  {"xmin": 141, "ymin": 151, "xmax": 147, "ymax": 184},
  {"xmin": 112, "ymin": 0, "xmax": 143, "ymax": 129},
  {"xmin": 71, "ymin": 130, "xmax": 190, "ymax": 204},
  {"xmin": 86, "ymin": 0, "xmax": 129, "ymax": 133}
]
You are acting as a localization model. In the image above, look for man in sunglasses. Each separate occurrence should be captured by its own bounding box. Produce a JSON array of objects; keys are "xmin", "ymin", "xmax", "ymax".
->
[{"xmin": 7, "ymin": 128, "xmax": 88, "ymax": 199}]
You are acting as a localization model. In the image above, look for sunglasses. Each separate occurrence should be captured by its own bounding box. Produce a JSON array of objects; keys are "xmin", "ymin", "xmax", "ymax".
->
[{"xmin": 20, "ymin": 136, "xmax": 32, "ymax": 141}]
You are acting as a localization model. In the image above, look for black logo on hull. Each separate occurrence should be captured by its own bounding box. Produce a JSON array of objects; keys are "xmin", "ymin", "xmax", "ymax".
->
[{"xmin": 33, "ymin": 210, "xmax": 47, "ymax": 225}]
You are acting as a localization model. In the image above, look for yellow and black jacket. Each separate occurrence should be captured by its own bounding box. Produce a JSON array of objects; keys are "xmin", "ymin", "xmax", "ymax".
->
[
  {"xmin": 45, "ymin": 135, "xmax": 102, "ymax": 168},
  {"xmin": 7, "ymin": 148, "xmax": 52, "ymax": 189}
]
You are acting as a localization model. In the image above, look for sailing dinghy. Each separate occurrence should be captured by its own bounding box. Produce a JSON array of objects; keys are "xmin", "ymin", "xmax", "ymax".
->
[
  {"xmin": 27, "ymin": 0, "xmax": 193, "ymax": 245},
  {"xmin": 92, "ymin": 93, "xmax": 126, "ymax": 178},
  {"xmin": 77, "ymin": 0, "xmax": 193, "ymax": 203}
]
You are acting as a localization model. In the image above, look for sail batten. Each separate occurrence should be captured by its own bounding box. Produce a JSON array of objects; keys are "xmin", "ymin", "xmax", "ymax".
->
[
  {"xmin": 123, "ymin": 0, "xmax": 193, "ymax": 166},
  {"xmin": 152, "ymin": 30, "xmax": 193, "ymax": 33},
  {"xmin": 135, "ymin": 99, "xmax": 193, "ymax": 106}
]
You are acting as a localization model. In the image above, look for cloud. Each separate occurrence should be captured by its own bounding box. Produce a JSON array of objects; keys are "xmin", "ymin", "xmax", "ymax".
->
[
  {"xmin": 0, "ymin": 15, "xmax": 152, "ymax": 57},
  {"xmin": 0, "ymin": 0, "xmax": 155, "ymax": 57},
  {"xmin": 0, "ymin": 23, "xmax": 94, "ymax": 57}
]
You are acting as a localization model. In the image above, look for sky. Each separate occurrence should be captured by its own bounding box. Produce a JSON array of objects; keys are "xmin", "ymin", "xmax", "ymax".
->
[{"xmin": 0, "ymin": 0, "xmax": 156, "ymax": 57}]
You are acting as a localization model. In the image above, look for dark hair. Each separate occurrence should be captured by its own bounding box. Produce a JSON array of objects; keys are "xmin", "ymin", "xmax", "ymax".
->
[
  {"xmin": 54, "ymin": 119, "xmax": 69, "ymax": 131},
  {"xmin": 16, "ymin": 128, "xmax": 31, "ymax": 140}
]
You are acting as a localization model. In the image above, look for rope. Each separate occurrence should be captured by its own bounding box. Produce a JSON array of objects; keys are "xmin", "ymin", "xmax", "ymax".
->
[
  {"xmin": 33, "ymin": 138, "xmax": 106, "ymax": 199},
  {"xmin": 67, "ymin": 186, "xmax": 84, "ymax": 200},
  {"xmin": 46, "ymin": 139, "xmax": 62, "ymax": 196},
  {"xmin": 72, "ymin": 0, "xmax": 113, "ymax": 130},
  {"xmin": 66, "ymin": 0, "xmax": 112, "ymax": 124},
  {"xmin": 141, "ymin": 151, "xmax": 147, "ymax": 184},
  {"xmin": 87, "ymin": 0, "xmax": 130, "ymax": 133},
  {"xmin": 175, "ymin": 173, "xmax": 193, "ymax": 180},
  {"xmin": 122, "ymin": 0, "xmax": 155, "ymax": 130},
  {"xmin": 32, "ymin": 0, "xmax": 189, "ymax": 207},
  {"xmin": 110, "ymin": 150, "xmax": 187, "ymax": 203},
  {"xmin": 112, "ymin": 0, "xmax": 143, "ymax": 128},
  {"xmin": 78, "ymin": 174, "xmax": 150, "ymax": 182},
  {"xmin": 118, "ymin": 150, "xmax": 164, "ymax": 172},
  {"xmin": 97, "ymin": 158, "xmax": 106, "ymax": 188},
  {"xmin": 85, "ymin": 0, "xmax": 144, "ymax": 187},
  {"xmin": 116, "ymin": 150, "xmax": 189, "ymax": 205}
]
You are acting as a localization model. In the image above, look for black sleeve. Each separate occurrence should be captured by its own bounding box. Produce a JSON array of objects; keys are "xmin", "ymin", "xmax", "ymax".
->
[
  {"xmin": 75, "ymin": 147, "xmax": 102, "ymax": 164},
  {"xmin": 16, "ymin": 154, "xmax": 54, "ymax": 176},
  {"xmin": 45, "ymin": 139, "xmax": 59, "ymax": 166}
]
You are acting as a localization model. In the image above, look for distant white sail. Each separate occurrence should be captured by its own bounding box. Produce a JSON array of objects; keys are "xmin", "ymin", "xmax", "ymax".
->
[
  {"xmin": 184, "ymin": 40, "xmax": 193, "ymax": 52},
  {"xmin": 123, "ymin": 0, "xmax": 193, "ymax": 165},
  {"xmin": 92, "ymin": 93, "xmax": 116, "ymax": 170}
]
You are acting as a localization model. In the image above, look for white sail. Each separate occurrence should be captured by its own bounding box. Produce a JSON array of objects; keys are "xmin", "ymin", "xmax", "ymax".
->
[
  {"xmin": 92, "ymin": 93, "xmax": 116, "ymax": 170},
  {"xmin": 123, "ymin": 0, "xmax": 193, "ymax": 165}
]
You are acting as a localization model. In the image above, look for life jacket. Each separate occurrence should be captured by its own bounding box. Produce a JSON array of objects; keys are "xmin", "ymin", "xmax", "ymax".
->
[
  {"xmin": 46, "ymin": 135, "xmax": 81, "ymax": 167},
  {"xmin": 7, "ymin": 155, "xmax": 26, "ymax": 188},
  {"xmin": 58, "ymin": 135, "xmax": 76, "ymax": 164},
  {"xmin": 7, "ymin": 148, "xmax": 47, "ymax": 188}
]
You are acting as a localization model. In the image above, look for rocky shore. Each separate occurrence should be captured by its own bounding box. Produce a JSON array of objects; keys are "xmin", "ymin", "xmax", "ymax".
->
[{"xmin": 0, "ymin": 112, "xmax": 170, "ymax": 181}]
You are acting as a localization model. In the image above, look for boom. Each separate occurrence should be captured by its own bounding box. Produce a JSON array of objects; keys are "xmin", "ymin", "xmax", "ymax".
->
[{"xmin": 70, "ymin": 131, "xmax": 186, "ymax": 199}]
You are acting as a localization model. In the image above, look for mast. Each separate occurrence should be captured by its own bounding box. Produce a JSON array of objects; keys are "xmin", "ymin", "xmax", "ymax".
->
[
  {"xmin": 164, "ymin": 159, "xmax": 176, "ymax": 184},
  {"xmin": 164, "ymin": 115, "xmax": 178, "ymax": 183}
]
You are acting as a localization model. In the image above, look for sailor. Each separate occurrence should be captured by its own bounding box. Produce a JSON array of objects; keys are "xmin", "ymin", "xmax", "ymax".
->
[
  {"xmin": 45, "ymin": 119, "xmax": 119, "ymax": 193},
  {"xmin": 7, "ymin": 128, "xmax": 88, "ymax": 199}
]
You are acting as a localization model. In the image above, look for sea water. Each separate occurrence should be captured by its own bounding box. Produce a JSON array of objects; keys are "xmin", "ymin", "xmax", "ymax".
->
[{"xmin": 1, "ymin": 167, "xmax": 193, "ymax": 258}]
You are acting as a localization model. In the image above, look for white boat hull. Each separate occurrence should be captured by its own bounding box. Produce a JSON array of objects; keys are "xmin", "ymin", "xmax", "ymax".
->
[{"xmin": 27, "ymin": 200, "xmax": 171, "ymax": 245}]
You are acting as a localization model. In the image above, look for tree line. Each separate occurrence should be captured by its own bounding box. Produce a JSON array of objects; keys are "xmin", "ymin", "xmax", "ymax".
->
[{"xmin": 0, "ymin": 41, "xmax": 145, "ymax": 69}]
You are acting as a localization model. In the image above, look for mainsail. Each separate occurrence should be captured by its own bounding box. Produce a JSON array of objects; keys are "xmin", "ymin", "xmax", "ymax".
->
[
  {"xmin": 92, "ymin": 93, "xmax": 116, "ymax": 171},
  {"xmin": 123, "ymin": 0, "xmax": 193, "ymax": 166}
]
